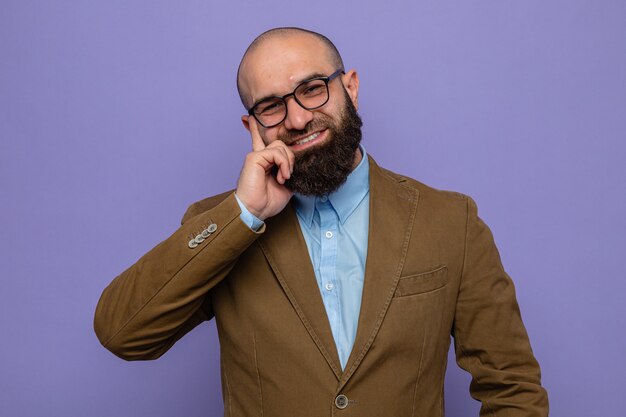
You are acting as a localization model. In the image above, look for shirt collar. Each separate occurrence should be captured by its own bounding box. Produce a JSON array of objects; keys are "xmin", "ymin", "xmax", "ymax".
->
[{"xmin": 293, "ymin": 145, "xmax": 370, "ymax": 227}]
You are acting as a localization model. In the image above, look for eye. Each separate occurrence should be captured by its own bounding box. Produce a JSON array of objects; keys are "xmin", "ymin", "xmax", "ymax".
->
[
  {"xmin": 256, "ymin": 100, "xmax": 284, "ymax": 115},
  {"xmin": 297, "ymin": 80, "xmax": 326, "ymax": 98}
]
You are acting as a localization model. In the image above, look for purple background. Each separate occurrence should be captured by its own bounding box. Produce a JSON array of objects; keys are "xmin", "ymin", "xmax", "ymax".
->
[{"xmin": 1, "ymin": 1, "xmax": 625, "ymax": 416}]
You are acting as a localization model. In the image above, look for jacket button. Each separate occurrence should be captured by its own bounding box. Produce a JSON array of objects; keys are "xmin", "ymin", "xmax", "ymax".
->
[
  {"xmin": 188, "ymin": 239, "xmax": 198, "ymax": 249},
  {"xmin": 335, "ymin": 394, "xmax": 348, "ymax": 409}
]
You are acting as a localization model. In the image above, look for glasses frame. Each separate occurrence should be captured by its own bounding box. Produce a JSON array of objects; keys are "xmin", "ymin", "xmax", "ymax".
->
[{"xmin": 247, "ymin": 69, "xmax": 344, "ymax": 128}]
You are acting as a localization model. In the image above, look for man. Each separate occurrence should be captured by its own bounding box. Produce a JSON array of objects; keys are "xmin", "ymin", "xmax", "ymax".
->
[{"xmin": 95, "ymin": 27, "xmax": 548, "ymax": 416}]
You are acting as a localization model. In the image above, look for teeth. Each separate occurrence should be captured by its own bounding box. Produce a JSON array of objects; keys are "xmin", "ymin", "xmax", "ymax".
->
[{"xmin": 295, "ymin": 132, "xmax": 320, "ymax": 145}]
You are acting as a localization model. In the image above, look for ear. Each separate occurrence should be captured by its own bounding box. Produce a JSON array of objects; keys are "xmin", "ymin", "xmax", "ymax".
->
[
  {"xmin": 342, "ymin": 69, "xmax": 360, "ymax": 110},
  {"xmin": 241, "ymin": 115, "xmax": 251, "ymax": 132}
]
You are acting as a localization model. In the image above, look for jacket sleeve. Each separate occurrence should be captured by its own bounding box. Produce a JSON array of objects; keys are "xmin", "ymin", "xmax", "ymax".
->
[
  {"xmin": 93, "ymin": 192, "xmax": 264, "ymax": 360},
  {"xmin": 453, "ymin": 196, "xmax": 549, "ymax": 416}
]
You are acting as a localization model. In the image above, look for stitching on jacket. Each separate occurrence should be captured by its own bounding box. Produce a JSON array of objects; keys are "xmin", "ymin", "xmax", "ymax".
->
[
  {"xmin": 340, "ymin": 182, "xmax": 419, "ymax": 387},
  {"xmin": 393, "ymin": 266, "xmax": 448, "ymax": 298},
  {"xmin": 103, "ymin": 210, "xmax": 240, "ymax": 348},
  {"xmin": 456, "ymin": 196, "xmax": 498, "ymax": 417},
  {"xmin": 410, "ymin": 330, "xmax": 427, "ymax": 417},
  {"xmin": 252, "ymin": 332, "xmax": 264, "ymax": 417},
  {"xmin": 258, "ymin": 243, "xmax": 342, "ymax": 379}
]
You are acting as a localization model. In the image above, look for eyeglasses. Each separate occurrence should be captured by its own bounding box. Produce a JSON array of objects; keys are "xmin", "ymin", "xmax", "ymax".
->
[{"xmin": 248, "ymin": 69, "xmax": 344, "ymax": 128}]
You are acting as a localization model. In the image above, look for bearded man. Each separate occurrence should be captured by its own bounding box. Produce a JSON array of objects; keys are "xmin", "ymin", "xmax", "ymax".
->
[{"xmin": 94, "ymin": 27, "xmax": 549, "ymax": 416}]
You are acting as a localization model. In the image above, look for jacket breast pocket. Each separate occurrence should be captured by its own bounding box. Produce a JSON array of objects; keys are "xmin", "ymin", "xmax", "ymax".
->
[{"xmin": 394, "ymin": 266, "xmax": 448, "ymax": 298}]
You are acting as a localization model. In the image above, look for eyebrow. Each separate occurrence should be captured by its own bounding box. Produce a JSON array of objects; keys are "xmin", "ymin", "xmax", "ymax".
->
[{"xmin": 252, "ymin": 72, "xmax": 329, "ymax": 107}]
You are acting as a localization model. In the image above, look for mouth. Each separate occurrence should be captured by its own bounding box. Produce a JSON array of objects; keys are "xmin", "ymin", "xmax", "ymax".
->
[{"xmin": 287, "ymin": 129, "xmax": 328, "ymax": 152}]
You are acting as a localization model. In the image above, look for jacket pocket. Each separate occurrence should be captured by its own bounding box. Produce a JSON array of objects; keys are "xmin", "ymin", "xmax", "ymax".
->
[{"xmin": 394, "ymin": 266, "xmax": 448, "ymax": 298}]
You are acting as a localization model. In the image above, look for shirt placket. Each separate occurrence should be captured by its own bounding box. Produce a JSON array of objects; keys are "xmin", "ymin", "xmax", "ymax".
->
[{"xmin": 315, "ymin": 198, "xmax": 345, "ymax": 365}]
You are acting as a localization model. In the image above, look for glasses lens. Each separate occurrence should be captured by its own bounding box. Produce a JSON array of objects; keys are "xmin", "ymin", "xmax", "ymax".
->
[
  {"xmin": 254, "ymin": 98, "xmax": 286, "ymax": 127},
  {"xmin": 295, "ymin": 79, "xmax": 329, "ymax": 109}
]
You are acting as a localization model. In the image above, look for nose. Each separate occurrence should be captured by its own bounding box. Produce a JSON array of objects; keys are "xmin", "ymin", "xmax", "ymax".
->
[{"xmin": 283, "ymin": 97, "xmax": 314, "ymax": 131}]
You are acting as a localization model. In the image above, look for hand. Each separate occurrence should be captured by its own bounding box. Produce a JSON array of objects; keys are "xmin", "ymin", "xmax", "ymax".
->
[{"xmin": 236, "ymin": 117, "xmax": 295, "ymax": 221}]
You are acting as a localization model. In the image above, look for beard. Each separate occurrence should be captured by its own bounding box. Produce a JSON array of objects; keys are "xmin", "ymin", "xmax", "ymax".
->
[{"xmin": 278, "ymin": 93, "xmax": 363, "ymax": 196}]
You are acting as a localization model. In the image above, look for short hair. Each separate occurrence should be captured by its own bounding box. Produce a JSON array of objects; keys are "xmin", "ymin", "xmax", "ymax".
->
[{"xmin": 236, "ymin": 27, "xmax": 345, "ymax": 110}]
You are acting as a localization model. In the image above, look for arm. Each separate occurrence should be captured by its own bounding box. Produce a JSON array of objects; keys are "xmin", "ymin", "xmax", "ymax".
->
[
  {"xmin": 93, "ymin": 193, "xmax": 263, "ymax": 360},
  {"xmin": 453, "ymin": 196, "xmax": 549, "ymax": 416},
  {"xmin": 94, "ymin": 118, "xmax": 295, "ymax": 361}
]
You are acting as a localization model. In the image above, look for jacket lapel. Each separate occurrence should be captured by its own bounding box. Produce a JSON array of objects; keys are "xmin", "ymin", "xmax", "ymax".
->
[
  {"xmin": 339, "ymin": 156, "xmax": 419, "ymax": 388},
  {"xmin": 256, "ymin": 155, "xmax": 419, "ymax": 385},
  {"xmin": 257, "ymin": 205, "xmax": 344, "ymax": 380}
]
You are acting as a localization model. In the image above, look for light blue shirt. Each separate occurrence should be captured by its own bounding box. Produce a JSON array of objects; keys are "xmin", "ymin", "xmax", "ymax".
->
[{"xmin": 235, "ymin": 148, "xmax": 370, "ymax": 370}]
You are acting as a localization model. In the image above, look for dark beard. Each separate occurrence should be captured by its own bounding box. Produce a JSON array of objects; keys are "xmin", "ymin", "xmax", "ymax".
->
[{"xmin": 280, "ymin": 95, "xmax": 363, "ymax": 196}]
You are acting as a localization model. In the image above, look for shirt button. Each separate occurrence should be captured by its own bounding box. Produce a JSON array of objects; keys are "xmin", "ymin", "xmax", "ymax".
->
[
  {"xmin": 320, "ymin": 195, "xmax": 328, "ymax": 203},
  {"xmin": 325, "ymin": 283, "xmax": 334, "ymax": 291},
  {"xmin": 325, "ymin": 231, "xmax": 333, "ymax": 239}
]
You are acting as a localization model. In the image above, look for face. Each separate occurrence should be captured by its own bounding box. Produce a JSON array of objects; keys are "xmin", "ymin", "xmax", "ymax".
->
[{"xmin": 239, "ymin": 34, "xmax": 363, "ymax": 196}]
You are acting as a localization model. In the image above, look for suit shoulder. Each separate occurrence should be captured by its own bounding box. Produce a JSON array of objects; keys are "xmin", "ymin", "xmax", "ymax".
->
[
  {"xmin": 181, "ymin": 189, "xmax": 235, "ymax": 224},
  {"xmin": 379, "ymin": 166, "xmax": 470, "ymax": 208}
]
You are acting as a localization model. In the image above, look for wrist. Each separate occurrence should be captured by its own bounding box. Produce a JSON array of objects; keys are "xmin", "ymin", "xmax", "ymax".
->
[{"xmin": 234, "ymin": 193, "xmax": 266, "ymax": 228}]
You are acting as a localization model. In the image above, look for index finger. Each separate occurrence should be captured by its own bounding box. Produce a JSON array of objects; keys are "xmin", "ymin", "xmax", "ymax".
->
[{"xmin": 248, "ymin": 117, "xmax": 266, "ymax": 152}]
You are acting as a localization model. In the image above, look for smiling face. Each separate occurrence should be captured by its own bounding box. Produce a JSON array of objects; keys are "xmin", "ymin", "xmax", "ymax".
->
[{"xmin": 238, "ymin": 31, "xmax": 363, "ymax": 195}]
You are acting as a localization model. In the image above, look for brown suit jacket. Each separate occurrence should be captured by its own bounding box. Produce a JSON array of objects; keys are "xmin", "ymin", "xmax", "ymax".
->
[{"xmin": 94, "ymin": 156, "xmax": 548, "ymax": 416}]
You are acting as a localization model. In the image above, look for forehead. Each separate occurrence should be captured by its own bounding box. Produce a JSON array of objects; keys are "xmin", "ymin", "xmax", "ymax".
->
[{"xmin": 240, "ymin": 34, "xmax": 336, "ymax": 102}]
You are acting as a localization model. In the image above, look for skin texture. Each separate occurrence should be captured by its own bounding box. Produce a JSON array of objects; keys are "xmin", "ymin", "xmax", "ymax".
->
[{"xmin": 235, "ymin": 32, "xmax": 360, "ymax": 221}]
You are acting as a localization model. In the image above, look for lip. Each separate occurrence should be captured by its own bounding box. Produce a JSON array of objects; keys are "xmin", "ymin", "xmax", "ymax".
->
[{"xmin": 287, "ymin": 129, "xmax": 328, "ymax": 152}]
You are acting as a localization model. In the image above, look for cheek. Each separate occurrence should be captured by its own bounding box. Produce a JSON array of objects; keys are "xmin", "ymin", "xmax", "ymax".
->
[
  {"xmin": 326, "ymin": 95, "xmax": 349, "ymax": 119},
  {"xmin": 261, "ymin": 129, "xmax": 281, "ymax": 145},
  {"xmin": 312, "ymin": 101, "xmax": 342, "ymax": 124}
]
